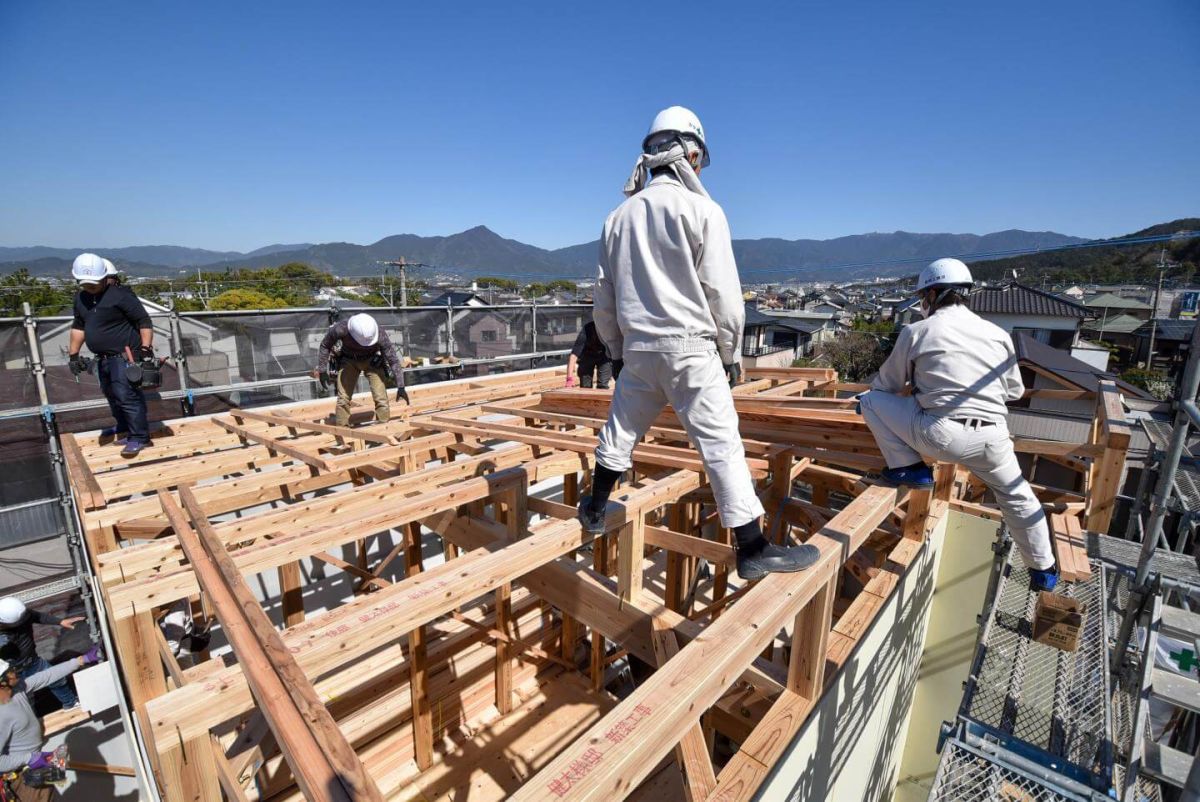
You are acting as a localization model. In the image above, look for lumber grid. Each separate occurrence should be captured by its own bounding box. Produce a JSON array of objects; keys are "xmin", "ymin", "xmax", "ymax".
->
[{"xmin": 63, "ymin": 366, "xmax": 1131, "ymax": 802}]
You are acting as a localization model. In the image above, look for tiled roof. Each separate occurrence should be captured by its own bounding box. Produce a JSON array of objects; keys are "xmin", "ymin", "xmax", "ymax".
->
[
  {"xmin": 1133, "ymin": 318, "xmax": 1196, "ymax": 342},
  {"xmin": 1081, "ymin": 314, "xmax": 1145, "ymax": 334},
  {"xmin": 744, "ymin": 304, "xmax": 822, "ymax": 334},
  {"xmin": 1082, "ymin": 292, "xmax": 1152, "ymax": 311},
  {"xmin": 1014, "ymin": 334, "xmax": 1153, "ymax": 399},
  {"xmin": 969, "ymin": 283, "xmax": 1089, "ymax": 318}
]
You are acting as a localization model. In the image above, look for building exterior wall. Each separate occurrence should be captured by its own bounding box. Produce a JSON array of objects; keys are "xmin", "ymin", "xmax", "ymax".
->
[
  {"xmin": 759, "ymin": 513, "xmax": 952, "ymax": 801},
  {"xmin": 977, "ymin": 313, "xmax": 1080, "ymax": 342}
]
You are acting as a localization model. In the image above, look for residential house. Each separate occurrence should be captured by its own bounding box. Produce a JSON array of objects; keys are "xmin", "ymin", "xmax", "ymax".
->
[
  {"xmin": 741, "ymin": 305, "xmax": 824, "ymax": 368},
  {"xmin": 1133, "ymin": 318, "xmax": 1196, "ymax": 375},
  {"xmin": 1081, "ymin": 314, "xmax": 1143, "ymax": 365},
  {"xmin": 968, "ymin": 283, "xmax": 1088, "ymax": 348},
  {"xmin": 1080, "ymin": 292, "xmax": 1153, "ymax": 323}
]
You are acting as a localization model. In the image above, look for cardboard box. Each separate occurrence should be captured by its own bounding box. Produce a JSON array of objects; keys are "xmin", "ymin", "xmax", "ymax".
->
[{"xmin": 1033, "ymin": 591, "xmax": 1084, "ymax": 652}]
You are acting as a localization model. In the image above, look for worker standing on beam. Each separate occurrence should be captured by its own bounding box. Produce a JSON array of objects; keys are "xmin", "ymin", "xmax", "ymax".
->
[
  {"xmin": 579, "ymin": 106, "xmax": 819, "ymax": 581},
  {"xmin": 858, "ymin": 258, "xmax": 1059, "ymax": 591},
  {"xmin": 313, "ymin": 312, "xmax": 408, "ymax": 426},
  {"xmin": 0, "ymin": 645, "xmax": 101, "ymax": 800},
  {"xmin": 67, "ymin": 253, "xmax": 156, "ymax": 458},
  {"xmin": 565, "ymin": 320, "xmax": 615, "ymax": 389}
]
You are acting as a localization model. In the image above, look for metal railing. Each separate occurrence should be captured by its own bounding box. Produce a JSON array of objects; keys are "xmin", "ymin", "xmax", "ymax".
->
[{"xmin": 0, "ymin": 300, "xmax": 594, "ymax": 548}]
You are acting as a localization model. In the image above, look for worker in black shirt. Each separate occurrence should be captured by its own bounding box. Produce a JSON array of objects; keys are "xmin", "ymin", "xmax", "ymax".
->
[
  {"xmin": 566, "ymin": 321, "xmax": 616, "ymax": 389},
  {"xmin": 67, "ymin": 253, "xmax": 154, "ymax": 458}
]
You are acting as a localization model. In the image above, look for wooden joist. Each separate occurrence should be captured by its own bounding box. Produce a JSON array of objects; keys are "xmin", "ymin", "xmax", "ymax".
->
[{"xmin": 161, "ymin": 487, "xmax": 382, "ymax": 802}]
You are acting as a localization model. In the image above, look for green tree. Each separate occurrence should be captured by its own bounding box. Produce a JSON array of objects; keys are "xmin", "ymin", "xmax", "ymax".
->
[
  {"xmin": 0, "ymin": 269, "xmax": 75, "ymax": 316},
  {"xmin": 1120, "ymin": 367, "xmax": 1173, "ymax": 400},
  {"xmin": 208, "ymin": 289, "xmax": 289, "ymax": 311},
  {"xmin": 475, "ymin": 276, "xmax": 519, "ymax": 291},
  {"xmin": 813, "ymin": 331, "xmax": 887, "ymax": 382}
]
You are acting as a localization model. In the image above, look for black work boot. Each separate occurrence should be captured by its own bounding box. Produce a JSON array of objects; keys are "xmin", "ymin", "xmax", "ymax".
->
[
  {"xmin": 577, "ymin": 494, "xmax": 607, "ymax": 535},
  {"xmin": 735, "ymin": 541, "xmax": 821, "ymax": 581}
]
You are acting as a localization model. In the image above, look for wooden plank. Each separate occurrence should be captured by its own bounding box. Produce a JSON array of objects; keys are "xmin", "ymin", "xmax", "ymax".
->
[
  {"xmin": 509, "ymin": 485, "xmax": 898, "ymax": 801},
  {"xmin": 644, "ymin": 526, "xmax": 735, "ymax": 566},
  {"xmin": 61, "ymin": 433, "xmax": 106, "ymax": 510},
  {"xmin": 1063, "ymin": 513, "xmax": 1091, "ymax": 581},
  {"xmin": 650, "ymin": 617, "xmax": 717, "ymax": 802},
  {"xmin": 232, "ymin": 408, "xmax": 400, "ymax": 445},
  {"xmin": 164, "ymin": 486, "xmax": 382, "ymax": 802},
  {"xmin": 213, "ymin": 416, "xmax": 335, "ymax": 472}
]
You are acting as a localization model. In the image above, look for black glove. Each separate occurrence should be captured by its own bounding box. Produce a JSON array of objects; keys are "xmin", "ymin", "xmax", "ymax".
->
[
  {"xmin": 69, "ymin": 354, "xmax": 87, "ymax": 376},
  {"xmin": 319, "ymin": 370, "xmax": 334, "ymax": 389},
  {"xmin": 136, "ymin": 345, "xmax": 155, "ymax": 362},
  {"xmin": 396, "ymin": 386, "xmax": 410, "ymax": 405},
  {"xmin": 724, "ymin": 362, "xmax": 742, "ymax": 387},
  {"xmin": 612, "ymin": 359, "xmax": 624, "ymax": 379}
]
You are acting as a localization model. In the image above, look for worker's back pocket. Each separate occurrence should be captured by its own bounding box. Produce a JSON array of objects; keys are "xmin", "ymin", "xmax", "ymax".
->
[{"xmin": 917, "ymin": 414, "xmax": 957, "ymax": 451}]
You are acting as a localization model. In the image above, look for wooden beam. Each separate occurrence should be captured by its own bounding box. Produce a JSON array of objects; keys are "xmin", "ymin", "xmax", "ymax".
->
[
  {"xmin": 213, "ymin": 416, "xmax": 334, "ymax": 472},
  {"xmin": 510, "ymin": 485, "xmax": 898, "ymax": 800},
  {"xmin": 163, "ymin": 486, "xmax": 381, "ymax": 802},
  {"xmin": 232, "ymin": 408, "xmax": 400, "ymax": 445},
  {"xmin": 61, "ymin": 433, "xmax": 106, "ymax": 510},
  {"xmin": 145, "ymin": 493, "xmax": 603, "ymax": 750}
]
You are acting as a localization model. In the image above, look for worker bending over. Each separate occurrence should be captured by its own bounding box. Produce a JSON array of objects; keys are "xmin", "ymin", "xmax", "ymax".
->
[
  {"xmin": 313, "ymin": 313, "xmax": 408, "ymax": 426},
  {"xmin": 565, "ymin": 321, "xmax": 616, "ymax": 388},
  {"xmin": 0, "ymin": 645, "xmax": 100, "ymax": 801},
  {"xmin": 858, "ymin": 258, "xmax": 1059, "ymax": 591},
  {"xmin": 0, "ymin": 598, "xmax": 83, "ymax": 710},
  {"xmin": 67, "ymin": 253, "xmax": 155, "ymax": 458},
  {"xmin": 579, "ymin": 106, "xmax": 818, "ymax": 581}
]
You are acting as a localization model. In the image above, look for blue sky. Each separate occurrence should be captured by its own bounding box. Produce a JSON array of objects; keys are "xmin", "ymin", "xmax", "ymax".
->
[{"xmin": 1, "ymin": 0, "xmax": 1197, "ymax": 252}]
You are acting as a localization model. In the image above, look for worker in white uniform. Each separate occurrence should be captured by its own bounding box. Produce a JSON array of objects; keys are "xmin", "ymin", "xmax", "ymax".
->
[
  {"xmin": 578, "ymin": 106, "xmax": 819, "ymax": 581},
  {"xmin": 858, "ymin": 258, "xmax": 1059, "ymax": 591}
]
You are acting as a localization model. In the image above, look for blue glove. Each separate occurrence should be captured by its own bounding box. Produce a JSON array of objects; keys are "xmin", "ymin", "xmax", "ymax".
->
[
  {"xmin": 82, "ymin": 644, "xmax": 102, "ymax": 665},
  {"xmin": 27, "ymin": 751, "xmax": 52, "ymax": 770}
]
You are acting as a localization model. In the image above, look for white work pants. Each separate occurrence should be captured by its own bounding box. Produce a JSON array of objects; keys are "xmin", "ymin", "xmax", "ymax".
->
[
  {"xmin": 859, "ymin": 390, "xmax": 1054, "ymax": 570},
  {"xmin": 596, "ymin": 350, "xmax": 765, "ymax": 528}
]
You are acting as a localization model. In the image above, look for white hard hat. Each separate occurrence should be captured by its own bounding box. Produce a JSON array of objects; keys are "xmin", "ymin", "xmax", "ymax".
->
[
  {"xmin": 644, "ymin": 106, "xmax": 710, "ymax": 167},
  {"xmin": 102, "ymin": 258, "xmax": 118, "ymax": 277},
  {"xmin": 72, "ymin": 253, "xmax": 108, "ymax": 285},
  {"xmin": 916, "ymin": 258, "xmax": 973, "ymax": 292},
  {"xmin": 0, "ymin": 597, "xmax": 26, "ymax": 626},
  {"xmin": 0, "ymin": 656, "xmax": 9, "ymax": 678},
  {"xmin": 347, "ymin": 313, "xmax": 379, "ymax": 347}
]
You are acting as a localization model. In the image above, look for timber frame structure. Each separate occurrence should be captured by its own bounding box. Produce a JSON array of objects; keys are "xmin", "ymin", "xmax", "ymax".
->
[{"xmin": 63, "ymin": 365, "xmax": 1132, "ymax": 801}]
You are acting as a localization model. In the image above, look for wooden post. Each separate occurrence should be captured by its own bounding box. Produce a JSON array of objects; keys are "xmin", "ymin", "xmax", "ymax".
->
[
  {"xmin": 788, "ymin": 579, "xmax": 835, "ymax": 699},
  {"xmin": 650, "ymin": 617, "xmax": 717, "ymax": 801},
  {"xmin": 617, "ymin": 516, "xmax": 646, "ymax": 605},
  {"xmin": 277, "ymin": 561, "xmax": 304, "ymax": 627}
]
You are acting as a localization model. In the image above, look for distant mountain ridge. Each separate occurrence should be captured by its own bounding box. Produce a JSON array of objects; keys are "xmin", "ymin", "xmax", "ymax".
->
[
  {"xmin": 0, "ymin": 227, "xmax": 1092, "ymax": 281},
  {"xmin": 0, "ymin": 243, "xmax": 310, "ymax": 269}
]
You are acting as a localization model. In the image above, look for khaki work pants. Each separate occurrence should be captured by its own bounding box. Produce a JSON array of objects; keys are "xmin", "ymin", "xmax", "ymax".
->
[{"xmin": 336, "ymin": 358, "xmax": 389, "ymax": 426}]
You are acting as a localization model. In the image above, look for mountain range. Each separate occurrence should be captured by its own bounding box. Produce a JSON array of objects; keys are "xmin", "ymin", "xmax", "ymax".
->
[{"xmin": 0, "ymin": 227, "xmax": 1094, "ymax": 282}]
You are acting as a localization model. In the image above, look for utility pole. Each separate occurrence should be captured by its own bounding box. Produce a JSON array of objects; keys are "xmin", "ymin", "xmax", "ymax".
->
[
  {"xmin": 379, "ymin": 258, "xmax": 427, "ymax": 307},
  {"xmin": 1147, "ymin": 248, "xmax": 1166, "ymax": 369}
]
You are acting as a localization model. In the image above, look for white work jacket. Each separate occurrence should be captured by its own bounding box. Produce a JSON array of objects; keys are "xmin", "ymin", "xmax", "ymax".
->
[
  {"xmin": 593, "ymin": 173, "xmax": 746, "ymax": 367},
  {"xmin": 871, "ymin": 304, "xmax": 1024, "ymax": 422}
]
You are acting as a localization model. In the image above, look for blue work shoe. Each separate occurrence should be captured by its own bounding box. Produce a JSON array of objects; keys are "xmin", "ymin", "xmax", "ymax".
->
[
  {"xmin": 100, "ymin": 427, "xmax": 129, "ymax": 444},
  {"xmin": 880, "ymin": 463, "xmax": 935, "ymax": 489},
  {"xmin": 1029, "ymin": 565, "xmax": 1060, "ymax": 592},
  {"xmin": 120, "ymin": 439, "xmax": 148, "ymax": 458},
  {"xmin": 577, "ymin": 495, "xmax": 607, "ymax": 535}
]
